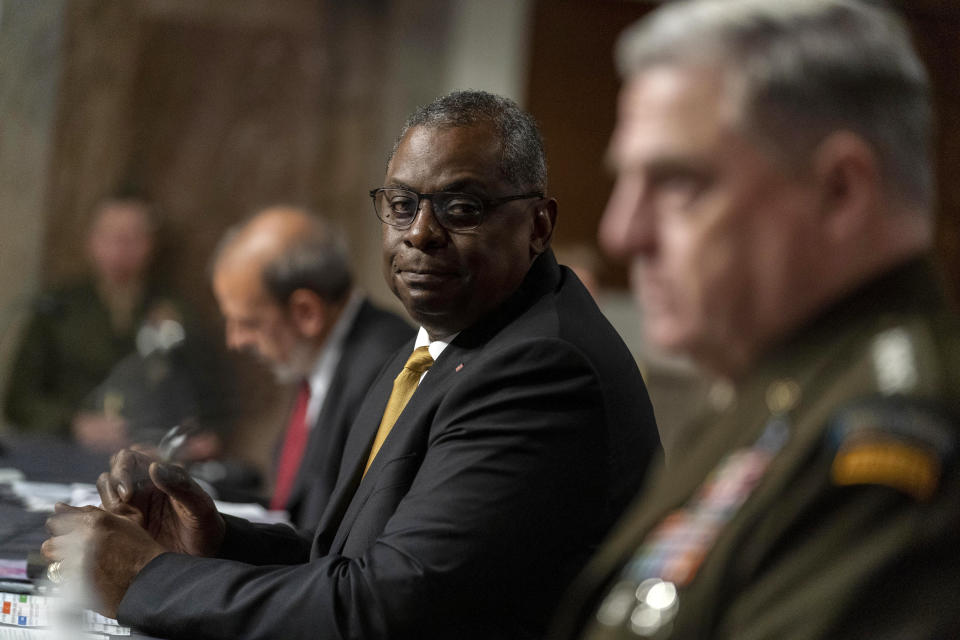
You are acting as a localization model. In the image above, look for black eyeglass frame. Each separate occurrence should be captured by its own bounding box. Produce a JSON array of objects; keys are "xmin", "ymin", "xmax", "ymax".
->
[{"xmin": 369, "ymin": 187, "xmax": 544, "ymax": 232}]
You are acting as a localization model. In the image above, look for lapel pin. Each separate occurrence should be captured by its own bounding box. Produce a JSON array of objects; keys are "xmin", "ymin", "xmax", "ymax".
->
[{"xmin": 455, "ymin": 363, "xmax": 464, "ymax": 372}]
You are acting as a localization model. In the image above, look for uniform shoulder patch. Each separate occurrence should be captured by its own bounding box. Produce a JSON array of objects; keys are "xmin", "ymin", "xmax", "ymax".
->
[{"xmin": 827, "ymin": 397, "xmax": 956, "ymax": 501}]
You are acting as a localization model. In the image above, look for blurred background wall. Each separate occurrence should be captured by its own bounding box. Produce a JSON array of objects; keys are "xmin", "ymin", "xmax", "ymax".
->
[
  {"xmin": 2, "ymin": 0, "xmax": 958, "ymax": 474},
  {"xmin": 1, "ymin": 0, "xmax": 65, "ymax": 413}
]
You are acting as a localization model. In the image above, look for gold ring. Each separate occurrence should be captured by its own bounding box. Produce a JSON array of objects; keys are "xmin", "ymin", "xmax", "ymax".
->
[{"xmin": 46, "ymin": 560, "xmax": 65, "ymax": 584}]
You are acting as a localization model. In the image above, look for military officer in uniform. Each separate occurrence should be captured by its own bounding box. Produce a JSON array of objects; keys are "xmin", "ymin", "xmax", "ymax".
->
[{"xmin": 550, "ymin": 1, "xmax": 960, "ymax": 638}]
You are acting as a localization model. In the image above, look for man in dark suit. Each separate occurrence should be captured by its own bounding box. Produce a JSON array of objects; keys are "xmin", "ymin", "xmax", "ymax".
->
[
  {"xmin": 43, "ymin": 91, "xmax": 661, "ymax": 640},
  {"xmin": 210, "ymin": 206, "xmax": 413, "ymax": 529}
]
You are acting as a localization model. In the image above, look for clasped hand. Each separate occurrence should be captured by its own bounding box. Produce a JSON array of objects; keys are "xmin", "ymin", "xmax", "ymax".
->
[{"xmin": 41, "ymin": 449, "xmax": 226, "ymax": 618}]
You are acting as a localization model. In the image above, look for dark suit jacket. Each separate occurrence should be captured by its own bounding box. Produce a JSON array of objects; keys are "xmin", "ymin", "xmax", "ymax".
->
[
  {"xmin": 118, "ymin": 251, "xmax": 661, "ymax": 640},
  {"xmin": 283, "ymin": 299, "xmax": 414, "ymax": 531}
]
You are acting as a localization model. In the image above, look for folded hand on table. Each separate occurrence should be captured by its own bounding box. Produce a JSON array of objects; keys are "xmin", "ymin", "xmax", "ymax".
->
[
  {"xmin": 42, "ymin": 502, "xmax": 165, "ymax": 618},
  {"xmin": 96, "ymin": 448, "xmax": 226, "ymax": 558},
  {"xmin": 39, "ymin": 449, "xmax": 227, "ymax": 618}
]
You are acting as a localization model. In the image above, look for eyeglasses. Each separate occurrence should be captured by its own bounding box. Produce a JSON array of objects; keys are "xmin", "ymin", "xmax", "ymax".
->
[{"xmin": 369, "ymin": 187, "xmax": 543, "ymax": 232}]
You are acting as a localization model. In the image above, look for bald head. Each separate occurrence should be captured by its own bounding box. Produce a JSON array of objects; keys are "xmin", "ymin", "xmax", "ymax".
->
[
  {"xmin": 211, "ymin": 206, "xmax": 353, "ymax": 382},
  {"xmin": 213, "ymin": 206, "xmax": 351, "ymax": 303},
  {"xmin": 216, "ymin": 206, "xmax": 312, "ymax": 267}
]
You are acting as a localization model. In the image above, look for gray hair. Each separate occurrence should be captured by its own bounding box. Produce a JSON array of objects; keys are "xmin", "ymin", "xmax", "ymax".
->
[
  {"xmin": 388, "ymin": 90, "xmax": 548, "ymax": 192},
  {"xmin": 616, "ymin": 0, "xmax": 933, "ymax": 208}
]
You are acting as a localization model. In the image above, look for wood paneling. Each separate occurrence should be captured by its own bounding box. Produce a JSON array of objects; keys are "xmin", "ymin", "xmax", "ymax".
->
[
  {"xmin": 905, "ymin": 5, "xmax": 960, "ymax": 303},
  {"xmin": 40, "ymin": 0, "xmax": 417, "ymax": 472},
  {"xmin": 525, "ymin": 1, "xmax": 653, "ymax": 289}
]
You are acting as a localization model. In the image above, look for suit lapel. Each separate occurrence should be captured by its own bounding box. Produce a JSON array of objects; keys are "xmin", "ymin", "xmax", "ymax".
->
[
  {"xmin": 310, "ymin": 345, "xmax": 406, "ymax": 556},
  {"xmin": 321, "ymin": 341, "xmax": 469, "ymax": 555},
  {"xmin": 311, "ymin": 253, "xmax": 560, "ymax": 556}
]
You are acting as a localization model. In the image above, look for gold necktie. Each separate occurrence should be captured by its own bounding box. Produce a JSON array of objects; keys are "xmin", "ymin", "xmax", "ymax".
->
[{"xmin": 363, "ymin": 346, "xmax": 434, "ymax": 476}]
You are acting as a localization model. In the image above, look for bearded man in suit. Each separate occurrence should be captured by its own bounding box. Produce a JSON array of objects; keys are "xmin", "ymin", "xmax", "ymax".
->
[{"xmin": 210, "ymin": 206, "xmax": 413, "ymax": 530}]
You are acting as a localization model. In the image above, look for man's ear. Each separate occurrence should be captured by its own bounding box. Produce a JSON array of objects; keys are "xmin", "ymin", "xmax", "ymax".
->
[
  {"xmin": 812, "ymin": 131, "xmax": 881, "ymax": 245},
  {"xmin": 530, "ymin": 198, "xmax": 558, "ymax": 257},
  {"xmin": 287, "ymin": 289, "xmax": 328, "ymax": 338}
]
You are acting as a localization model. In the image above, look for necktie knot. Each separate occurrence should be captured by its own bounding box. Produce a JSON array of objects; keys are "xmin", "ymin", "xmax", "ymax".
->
[{"xmin": 404, "ymin": 345, "xmax": 434, "ymax": 375}]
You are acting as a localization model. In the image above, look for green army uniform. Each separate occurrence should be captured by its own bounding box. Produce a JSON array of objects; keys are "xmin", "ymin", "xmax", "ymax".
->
[
  {"xmin": 4, "ymin": 281, "xmax": 173, "ymax": 437},
  {"xmin": 551, "ymin": 257, "xmax": 960, "ymax": 640}
]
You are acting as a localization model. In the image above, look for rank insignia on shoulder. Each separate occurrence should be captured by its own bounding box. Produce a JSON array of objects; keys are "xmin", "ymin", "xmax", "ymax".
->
[
  {"xmin": 827, "ymin": 398, "xmax": 956, "ymax": 501},
  {"xmin": 832, "ymin": 439, "xmax": 939, "ymax": 500}
]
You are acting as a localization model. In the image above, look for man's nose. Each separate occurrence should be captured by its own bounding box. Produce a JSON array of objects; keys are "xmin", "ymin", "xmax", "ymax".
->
[
  {"xmin": 404, "ymin": 198, "xmax": 447, "ymax": 249},
  {"xmin": 599, "ymin": 176, "xmax": 656, "ymax": 262}
]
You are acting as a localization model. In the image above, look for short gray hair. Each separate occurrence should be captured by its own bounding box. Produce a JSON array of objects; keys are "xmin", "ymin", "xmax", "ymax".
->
[
  {"xmin": 388, "ymin": 90, "xmax": 548, "ymax": 192},
  {"xmin": 617, "ymin": 0, "xmax": 932, "ymax": 208}
]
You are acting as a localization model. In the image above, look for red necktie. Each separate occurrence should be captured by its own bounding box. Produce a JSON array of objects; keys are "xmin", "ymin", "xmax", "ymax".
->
[{"xmin": 270, "ymin": 380, "xmax": 311, "ymax": 511}]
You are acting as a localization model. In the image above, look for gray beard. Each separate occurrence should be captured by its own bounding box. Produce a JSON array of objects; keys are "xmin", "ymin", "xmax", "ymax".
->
[{"xmin": 269, "ymin": 339, "xmax": 318, "ymax": 384}]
